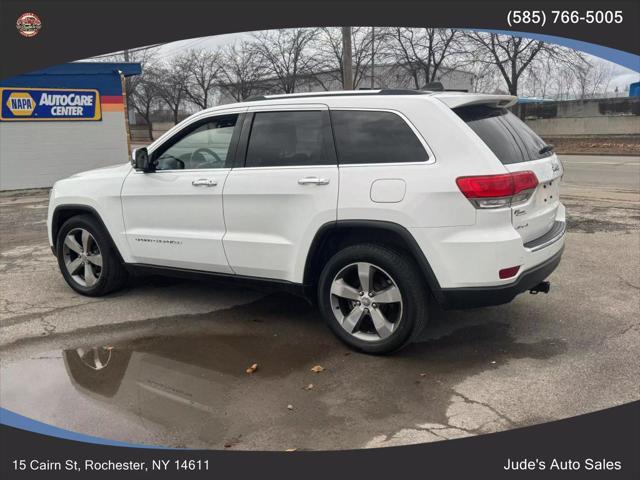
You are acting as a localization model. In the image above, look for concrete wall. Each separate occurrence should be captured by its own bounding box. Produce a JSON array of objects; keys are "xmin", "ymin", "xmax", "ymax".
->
[
  {"xmin": 516, "ymin": 97, "xmax": 639, "ymax": 136},
  {"xmin": 525, "ymin": 117, "xmax": 639, "ymax": 136},
  {"xmin": 0, "ymin": 112, "xmax": 129, "ymax": 190}
]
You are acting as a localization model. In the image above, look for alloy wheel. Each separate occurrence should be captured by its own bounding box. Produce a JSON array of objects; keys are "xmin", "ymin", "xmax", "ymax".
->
[
  {"xmin": 75, "ymin": 347, "xmax": 113, "ymax": 371},
  {"xmin": 62, "ymin": 228, "xmax": 103, "ymax": 287},
  {"xmin": 329, "ymin": 262, "xmax": 403, "ymax": 342}
]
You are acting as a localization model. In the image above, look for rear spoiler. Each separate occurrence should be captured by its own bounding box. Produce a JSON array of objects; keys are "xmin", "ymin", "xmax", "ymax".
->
[{"xmin": 433, "ymin": 93, "xmax": 518, "ymax": 109}]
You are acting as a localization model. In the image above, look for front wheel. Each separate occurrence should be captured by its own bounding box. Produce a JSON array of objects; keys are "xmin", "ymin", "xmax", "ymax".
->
[
  {"xmin": 56, "ymin": 214, "xmax": 128, "ymax": 296},
  {"xmin": 318, "ymin": 244, "xmax": 429, "ymax": 354}
]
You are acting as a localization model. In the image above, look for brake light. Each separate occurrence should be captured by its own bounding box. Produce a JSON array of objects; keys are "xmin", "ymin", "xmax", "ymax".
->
[{"xmin": 456, "ymin": 171, "xmax": 538, "ymax": 209}]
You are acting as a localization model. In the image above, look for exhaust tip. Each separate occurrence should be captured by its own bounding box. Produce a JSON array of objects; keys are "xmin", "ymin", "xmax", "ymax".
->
[{"xmin": 529, "ymin": 281, "xmax": 551, "ymax": 295}]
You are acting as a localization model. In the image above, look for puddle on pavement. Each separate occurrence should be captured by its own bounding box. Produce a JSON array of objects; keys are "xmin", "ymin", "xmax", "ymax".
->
[{"xmin": 0, "ymin": 295, "xmax": 568, "ymax": 450}]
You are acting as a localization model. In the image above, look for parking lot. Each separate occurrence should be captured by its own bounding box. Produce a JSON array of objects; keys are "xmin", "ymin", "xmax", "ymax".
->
[{"xmin": 1, "ymin": 155, "xmax": 638, "ymax": 450}]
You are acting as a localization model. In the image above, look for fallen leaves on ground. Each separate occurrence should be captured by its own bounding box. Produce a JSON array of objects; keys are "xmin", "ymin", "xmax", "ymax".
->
[
  {"xmin": 304, "ymin": 383, "xmax": 314, "ymax": 390},
  {"xmin": 310, "ymin": 365, "xmax": 325, "ymax": 373},
  {"xmin": 246, "ymin": 363, "xmax": 258, "ymax": 374},
  {"xmin": 224, "ymin": 436, "xmax": 241, "ymax": 448}
]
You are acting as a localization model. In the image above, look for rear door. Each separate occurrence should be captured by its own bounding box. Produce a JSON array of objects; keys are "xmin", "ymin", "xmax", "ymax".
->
[
  {"xmin": 222, "ymin": 104, "xmax": 338, "ymax": 281},
  {"xmin": 454, "ymin": 105, "xmax": 563, "ymax": 243}
]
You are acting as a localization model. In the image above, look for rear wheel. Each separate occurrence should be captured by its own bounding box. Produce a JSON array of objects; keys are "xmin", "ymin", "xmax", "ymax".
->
[
  {"xmin": 56, "ymin": 215, "xmax": 128, "ymax": 296},
  {"xmin": 318, "ymin": 244, "xmax": 429, "ymax": 354}
]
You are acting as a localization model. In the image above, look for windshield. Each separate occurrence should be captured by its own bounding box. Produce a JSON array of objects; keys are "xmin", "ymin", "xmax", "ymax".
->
[{"xmin": 454, "ymin": 105, "xmax": 552, "ymax": 164}]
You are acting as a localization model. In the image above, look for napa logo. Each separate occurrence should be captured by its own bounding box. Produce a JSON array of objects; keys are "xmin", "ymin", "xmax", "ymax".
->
[
  {"xmin": 0, "ymin": 87, "xmax": 101, "ymax": 121},
  {"xmin": 6, "ymin": 92, "xmax": 35, "ymax": 116}
]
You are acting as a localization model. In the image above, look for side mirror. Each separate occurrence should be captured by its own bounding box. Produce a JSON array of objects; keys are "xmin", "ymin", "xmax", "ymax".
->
[{"xmin": 131, "ymin": 147, "xmax": 154, "ymax": 172}]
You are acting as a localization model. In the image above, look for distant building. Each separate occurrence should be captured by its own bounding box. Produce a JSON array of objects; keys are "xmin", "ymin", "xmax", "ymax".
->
[
  {"xmin": 218, "ymin": 63, "xmax": 475, "ymax": 104},
  {"xmin": 0, "ymin": 62, "xmax": 141, "ymax": 190}
]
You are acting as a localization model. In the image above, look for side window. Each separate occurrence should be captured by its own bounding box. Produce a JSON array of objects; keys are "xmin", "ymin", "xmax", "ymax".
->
[
  {"xmin": 331, "ymin": 110, "xmax": 429, "ymax": 165},
  {"xmin": 245, "ymin": 111, "xmax": 332, "ymax": 167},
  {"xmin": 154, "ymin": 114, "xmax": 238, "ymax": 170}
]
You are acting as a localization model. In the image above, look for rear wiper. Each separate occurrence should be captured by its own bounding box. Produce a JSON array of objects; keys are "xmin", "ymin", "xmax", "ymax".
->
[{"xmin": 539, "ymin": 144, "xmax": 554, "ymax": 155}]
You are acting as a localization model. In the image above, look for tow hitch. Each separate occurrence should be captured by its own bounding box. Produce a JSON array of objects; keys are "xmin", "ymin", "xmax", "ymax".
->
[{"xmin": 529, "ymin": 281, "xmax": 551, "ymax": 295}]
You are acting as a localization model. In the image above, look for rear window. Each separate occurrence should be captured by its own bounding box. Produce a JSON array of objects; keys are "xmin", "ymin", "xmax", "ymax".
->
[
  {"xmin": 454, "ymin": 105, "xmax": 552, "ymax": 164},
  {"xmin": 331, "ymin": 110, "xmax": 428, "ymax": 164}
]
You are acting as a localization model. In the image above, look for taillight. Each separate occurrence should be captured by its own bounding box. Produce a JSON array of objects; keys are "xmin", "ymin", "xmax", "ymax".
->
[{"xmin": 456, "ymin": 171, "xmax": 538, "ymax": 209}]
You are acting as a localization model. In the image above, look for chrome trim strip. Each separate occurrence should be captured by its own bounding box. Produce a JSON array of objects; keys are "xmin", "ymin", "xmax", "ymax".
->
[{"xmin": 526, "ymin": 221, "xmax": 566, "ymax": 252}]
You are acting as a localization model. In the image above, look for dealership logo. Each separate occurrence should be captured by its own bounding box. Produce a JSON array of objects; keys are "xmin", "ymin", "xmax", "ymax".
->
[
  {"xmin": 5, "ymin": 92, "xmax": 36, "ymax": 116},
  {"xmin": 16, "ymin": 12, "xmax": 42, "ymax": 38}
]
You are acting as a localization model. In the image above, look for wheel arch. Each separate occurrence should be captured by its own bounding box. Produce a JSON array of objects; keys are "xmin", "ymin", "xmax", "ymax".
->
[
  {"xmin": 51, "ymin": 204, "xmax": 125, "ymax": 263},
  {"xmin": 303, "ymin": 220, "xmax": 444, "ymax": 304}
]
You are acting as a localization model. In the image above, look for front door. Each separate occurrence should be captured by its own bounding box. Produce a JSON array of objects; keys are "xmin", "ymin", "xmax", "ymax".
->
[
  {"xmin": 121, "ymin": 112, "xmax": 243, "ymax": 272},
  {"xmin": 222, "ymin": 105, "xmax": 339, "ymax": 281}
]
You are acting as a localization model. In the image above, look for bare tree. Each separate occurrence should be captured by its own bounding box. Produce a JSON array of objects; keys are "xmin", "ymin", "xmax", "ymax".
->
[
  {"xmin": 92, "ymin": 47, "xmax": 159, "ymax": 118},
  {"xmin": 252, "ymin": 28, "xmax": 319, "ymax": 93},
  {"xmin": 181, "ymin": 49, "xmax": 222, "ymax": 109},
  {"xmin": 551, "ymin": 67, "xmax": 576, "ymax": 100},
  {"xmin": 520, "ymin": 56, "xmax": 555, "ymax": 98},
  {"xmin": 469, "ymin": 65, "xmax": 504, "ymax": 94},
  {"xmin": 465, "ymin": 33, "xmax": 541, "ymax": 96},
  {"xmin": 465, "ymin": 32, "xmax": 584, "ymax": 96},
  {"xmin": 131, "ymin": 68, "xmax": 160, "ymax": 140},
  {"xmin": 571, "ymin": 59, "xmax": 614, "ymax": 99},
  {"xmin": 384, "ymin": 28, "xmax": 464, "ymax": 89},
  {"xmin": 217, "ymin": 42, "xmax": 267, "ymax": 102},
  {"xmin": 313, "ymin": 27, "xmax": 386, "ymax": 90},
  {"xmin": 155, "ymin": 58, "xmax": 190, "ymax": 124}
]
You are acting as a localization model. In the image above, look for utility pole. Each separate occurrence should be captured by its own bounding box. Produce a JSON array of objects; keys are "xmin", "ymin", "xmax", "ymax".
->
[
  {"xmin": 122, "ymin": 49, "xmax": 136, "ymax": 126},
  {"xmin": 370, "ymin": 27, "xmax": 375, "ymax": 88},
  {"xmin": 342, "ymin": 26, "xmax": 353, "ymax": 90}
]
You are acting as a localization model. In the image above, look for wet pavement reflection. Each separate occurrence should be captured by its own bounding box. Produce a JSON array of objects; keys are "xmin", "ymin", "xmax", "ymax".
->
[{"xmin": 1, "ymin": 294, "xmax": 568, "ymax": 450}]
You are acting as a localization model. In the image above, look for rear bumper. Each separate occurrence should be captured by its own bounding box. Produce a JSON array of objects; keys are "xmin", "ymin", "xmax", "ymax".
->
[{"xmin": 439, "ymin": 245, "xmax": 564, "ymax": 309}]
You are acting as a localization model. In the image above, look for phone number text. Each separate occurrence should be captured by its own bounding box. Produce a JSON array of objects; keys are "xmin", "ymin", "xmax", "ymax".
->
[{"xmin": 507, "ymin": 10, "xmax": 623, "ymax": 27}]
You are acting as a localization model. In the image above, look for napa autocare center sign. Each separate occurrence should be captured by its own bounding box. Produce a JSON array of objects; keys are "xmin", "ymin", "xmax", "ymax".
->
[{"xmin": 0, "ymin": 88, "xmax": 101, "ymax": 121}]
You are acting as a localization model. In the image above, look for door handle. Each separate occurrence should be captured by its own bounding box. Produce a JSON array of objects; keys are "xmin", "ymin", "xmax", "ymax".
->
[
  {"xmin": 298, "ymin": 176, "xmax": 330, "ymax": 185},
  {"xmin": 192, "ymin": 178, "xmax": 218, "ymax": 187}
]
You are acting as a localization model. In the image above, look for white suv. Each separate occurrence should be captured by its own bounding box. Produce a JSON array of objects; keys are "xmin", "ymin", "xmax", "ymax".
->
[{"xmin": 47, "ymin": 90, "xmax": 565, "ymax": 353}]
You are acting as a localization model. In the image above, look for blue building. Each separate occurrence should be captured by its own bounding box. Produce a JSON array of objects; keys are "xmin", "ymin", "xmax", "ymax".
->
[{"xmin": 0, "ymin": 62, "xmax": 141, "ymax": 190}]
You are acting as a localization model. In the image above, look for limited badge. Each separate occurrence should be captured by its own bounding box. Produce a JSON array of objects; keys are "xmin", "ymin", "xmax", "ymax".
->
[{"xmin": 16, "ymin": 12, "xmax": 42, "ymax": 38}]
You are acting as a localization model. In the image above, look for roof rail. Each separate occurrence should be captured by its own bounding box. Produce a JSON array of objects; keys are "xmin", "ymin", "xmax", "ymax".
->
[
  {"xmin": 378, "ymin": 89, "xmax": 427, "ymax": 95},
  {"xmin": 243, "ymin": 89, "xmax": 429, "ymax": 102}
]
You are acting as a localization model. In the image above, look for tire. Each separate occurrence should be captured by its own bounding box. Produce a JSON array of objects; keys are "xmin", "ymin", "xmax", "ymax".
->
[
  {"xmin": 318, "ymin": 244, "xmax": 429, "ymax": 354},
  {"xmin": 56, "ymin": 214, "xmax": 128, "ymax": 296},
  {"xmin": 63, "ymin": 348, "xmax": 132, "ymax": 397}
]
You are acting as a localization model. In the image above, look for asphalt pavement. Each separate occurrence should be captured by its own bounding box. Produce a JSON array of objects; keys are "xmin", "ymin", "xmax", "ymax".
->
[
  {"xmin": 561, "ymin": 154, "xmax": 640, "ymax": 190},
  {"xmin": 0, "ymin": 155, "xmax": 638, "ymax": 450}
]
